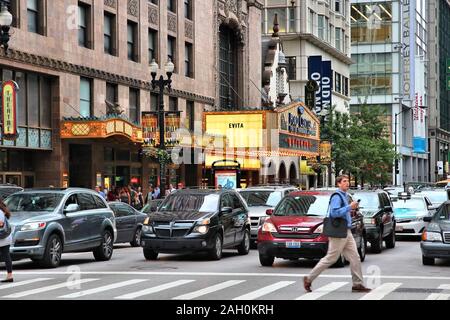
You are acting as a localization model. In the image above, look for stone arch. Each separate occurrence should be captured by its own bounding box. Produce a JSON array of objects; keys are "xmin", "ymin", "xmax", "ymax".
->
[
  {"xmin": 279, "ymin": 161, "xmax": 287, "ymax": 184},
  {"xmin": 289, "ymin": 162, "xmax": 297, "ymax": 185}
]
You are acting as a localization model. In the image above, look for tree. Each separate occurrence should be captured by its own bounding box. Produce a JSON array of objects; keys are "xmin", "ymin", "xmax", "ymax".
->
[{"xmin": 322, "ymin": 105, "xmax": 398, "ymax": 187}]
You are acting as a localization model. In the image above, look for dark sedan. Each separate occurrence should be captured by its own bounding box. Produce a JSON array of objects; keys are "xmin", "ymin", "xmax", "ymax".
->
[
  {"xmin": 421, "ymin": 201, "xmax": 450, "ymax": 265},
  {"xmin": 109, "ymin": 202, "xmax": 148, "ymax": 247}
]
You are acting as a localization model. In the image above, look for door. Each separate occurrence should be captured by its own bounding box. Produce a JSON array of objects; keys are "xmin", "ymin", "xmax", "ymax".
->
[
  {"xmin": 61, "ymin": 194, "xmax": 91, "ymax": 250},
  {"xmin": 219, "ymin": 194, "xmax": 235, "ymax": 246},
  {"xmin": 69, "ymin": 144, "xmax": 92, "ymax": 188},
  {"xmin": 230, "ymin": 193, "xmax": 248, "ymax": 244},
  {"xmin": 112, "ymin": 203, "xmax": 136, "ymax": 243},
  {"xmin": 379, "ymin": 193, "xmax": 394, "ymax": 237},
  {"xmin": 77, "ymin": 193, "xmax": 105, "ymax": 243}
]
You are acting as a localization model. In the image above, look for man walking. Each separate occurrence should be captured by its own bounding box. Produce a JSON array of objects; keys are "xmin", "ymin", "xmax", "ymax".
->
[{"xmin": 303, "ymin": 175, "xmax": 371, "ymax": 293}]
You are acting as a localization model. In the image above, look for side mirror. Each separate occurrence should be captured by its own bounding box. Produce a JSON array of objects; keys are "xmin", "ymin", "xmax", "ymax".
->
[
  {"xmin": 423, "ymin": 216, "xmax": 432, "ymax": 222},
  {"xmin": 64, "ymin": 203, "xmax": 80, "ymax": 213},
  {"xmin": 220, "ymin": 207, "xmax": 233, "ymax": 215},
  {"xmin": 266, "ymin": 209, "xmax": 274, "ymax": 216},
  {"xmin": 428, "ymin": 205, "xmax": 438, "ymax": 211}
]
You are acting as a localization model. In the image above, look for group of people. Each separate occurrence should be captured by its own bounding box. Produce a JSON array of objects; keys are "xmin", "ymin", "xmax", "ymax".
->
[{"xmin": 146, "ymin": 182, "xmax": 184, "ymax": 202}]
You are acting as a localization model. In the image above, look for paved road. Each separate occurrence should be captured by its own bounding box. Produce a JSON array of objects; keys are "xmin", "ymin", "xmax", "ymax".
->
[{"xmin": 1, "ymin": 238, "xmax": 449, "ymax": 300}]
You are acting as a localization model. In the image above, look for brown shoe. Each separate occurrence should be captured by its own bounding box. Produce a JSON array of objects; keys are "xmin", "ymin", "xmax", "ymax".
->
[
  {"xmin": 303, "ymin": 276, "xmax": 312, "ymax": 293},
  {"xmin": 352, "ymin": 284, "xmax": 371, "ymax": 293}
]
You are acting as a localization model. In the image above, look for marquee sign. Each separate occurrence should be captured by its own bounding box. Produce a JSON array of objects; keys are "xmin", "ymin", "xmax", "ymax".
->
[{"xmin": 1, "ymin": 81, "xmax": 19, "ymax": 140}]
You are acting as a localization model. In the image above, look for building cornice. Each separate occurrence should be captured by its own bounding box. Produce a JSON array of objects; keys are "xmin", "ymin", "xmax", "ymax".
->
[{"xmin": 0, "ymin": 49, "xmax": 216, "ymax": 106}]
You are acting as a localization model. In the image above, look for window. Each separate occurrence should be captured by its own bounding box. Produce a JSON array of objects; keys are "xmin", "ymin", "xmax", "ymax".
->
[
  {"xmin": 184, "ymin": 0, "xmax": 192, "ymax": 20},
  {"xmin": 27, "ymin": 0, "xmax": 39, "ymax": 33},
  {"xmin": 335, "ymin": 72, "xmax": 342, "ymax": 93},
  {"xmin": 127, "ymin": 21, "xmax": 138, "ymax": 62},
  {"xmin": 185, "ymin": 42, "xmax": 193, "ymax": 77},
  {"xmin": 288, "ymin": 7, "xmax": 295, "ymax": 32},
  {"xmin": 78, "ymin": 3, "xmax": 90, "ymax": 48},
  {"xmin": 148, "ymin": 29, "xmax": 158, "ymax": 64},
  {"xmin": 78, "ymin": 193, "xmax": 97, "ymax": 211},
  {"xmin": 318, "ymin": 15, "xmax": 325, "ymax": 40},
  {"xmin": 150, "ymin": 93, "xmax": 158, "ymax": 111},
  {"xmin": 106, "ymin": 83, "xmax": 118, "ymax": 104},
  {"xmin": 186, "ymin": 101, "xmax": 194, "ymax": 130},
  {"xmin": 80, "ymin": 77, "xmax": 92, "ymax": 117},
  {"xmin": 219, "ymin": 25, "xmax": 239, "ymax": 109},
  {"xmin": 129, "ymin": 88, "xmax": 140, "ymax": 124},
  {"xmin": 267, "ymin": 8, "xmax": 286, "ymax": 33},
  {"xmin": 286, "ymin": 56, "xmax": 296, "ymax": 80},
  {"xmin": 167, "ymin": 0, "xmax": 176, "ymax": 13},
  {"xmin": 351, "ymin": 3, "xmax": 393, "ymax": 44},
  {"xmin": 309, "ymin": 10, "xmax": 314, "ymax": 34},
  {"xmin": 168, "ymin": 36, "xmax": 177, "ymax": 71},
  {"xmin": 27, "ymin": 74, "xmax": 39, "ymax": 126},
  {"xmin": 335, "ymin": 0, "xmax": 342, "ymax": 13},
  {"xmin": 40, "ymin": 77, "xmax": 52, "ymax": 128},
  {"xmin": 6, "ymin": 0, "xmax": 20, "ymax": 28},
  {"xmin": 335, "ymin": 27, "xmax": 342, "ymax": 51},
  {"xmin": 343, "ymin": 76, "xmax": 349, "ymax": 96},
  {"xmin": 94, "ymin": 196, "xmax": 107, "ymax": 209},
  {"xmin": 169, "ymin": 97, "xmax": 178, "ymax": 111},
  {"xmin": 104, "ymin": 13, "xmax": 116, "ymax": 55},
  {"xmin": 231, "ymin": 194, "xmax": 244, "ymax": 210}
]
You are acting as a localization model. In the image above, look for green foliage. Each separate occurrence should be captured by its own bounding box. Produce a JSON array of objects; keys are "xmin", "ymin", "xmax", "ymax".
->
[
  {"xmin": 143, "ymin": 147, "xmax": 172, "ymax": 165},
  {"xmin": 322, "ymin": 105, "xmax": 398, "ymax": 186}
]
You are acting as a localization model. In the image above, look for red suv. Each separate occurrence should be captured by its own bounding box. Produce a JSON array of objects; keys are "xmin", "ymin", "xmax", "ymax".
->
[{"xmin": 257, "ymin": 191, "xmax": 366, "ymax": 267}]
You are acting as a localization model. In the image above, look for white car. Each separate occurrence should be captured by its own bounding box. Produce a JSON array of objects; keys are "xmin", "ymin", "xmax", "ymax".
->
[
  {"xmin": 238, "ymin": 186, "xmax": 298, "ymax": 246},
  {"xmin": 415, "ymin": 189, "xmax": 449, "ymax": 207},
  {"xmin": 394, "ymin": 195, "xmax": 437, "ymax": 237}
]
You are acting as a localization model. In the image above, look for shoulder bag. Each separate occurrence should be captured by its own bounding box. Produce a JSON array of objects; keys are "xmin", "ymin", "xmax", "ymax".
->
[{"xmin": 323, "ymin": 192, "xmax": 349, "ymax": 238}]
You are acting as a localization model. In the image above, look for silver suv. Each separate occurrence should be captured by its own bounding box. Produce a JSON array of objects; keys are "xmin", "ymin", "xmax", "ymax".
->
[
  {"xmin": 238, "ymin": 185, "xmax": 298, "ymax": 246},
  {"xmin": 4, "ymin": 188, "xmax": 116, "ymax": 268}
]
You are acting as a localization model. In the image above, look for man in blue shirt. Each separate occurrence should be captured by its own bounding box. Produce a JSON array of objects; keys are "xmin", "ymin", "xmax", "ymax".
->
[{"xmin": 304, "ymin": 175, "xmax": 371, "ymax": 293}]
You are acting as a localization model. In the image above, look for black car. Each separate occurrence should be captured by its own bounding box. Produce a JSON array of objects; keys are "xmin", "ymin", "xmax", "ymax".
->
[
  {"xmin": 140, "ymin": 189, "xmax": 251, "ymax": 260},
  {"xmin": 351, "ymin": 190, "xmax": 396, "ymax": 253},
  {"xmin": 109, "ymin": 202, "xmax": 148, "ymax": 247},
  {"xmin": 0, "ymin": 184, "xmax": 23, "ymax": 200},
  {"xmin": 421, "ymin": 202, "xmax": 450, "ymax": 265},
  {"xmin": 142, "ymin": 199, "xmax": 163, "ymax": 214}
]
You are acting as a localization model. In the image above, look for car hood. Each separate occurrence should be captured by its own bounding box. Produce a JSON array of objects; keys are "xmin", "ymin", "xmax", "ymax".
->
[
  {"xmin": 248, "ymin": 206, "xmax": 272, "ymax": 218},
  {"xmin": 270, "ymin": 215, "xmax": 324, "ymax": 229},
  {"xmin": 360, "ymin": 209, "xmax": 381, "ymax": 218},
  {"xmin": 148, "ymin": 211, "xmax": 214, "ymax": 222},
  {"xmin": 427, "ymin": 221, "xmax": 450, "ymax": 233},
  {"xmin": 394, "ymin": 208, "xmax": 428, "ymax": 219},
  {"xmin": 9, "ymin": 212, "xmax": 56, "ymax": 225}
]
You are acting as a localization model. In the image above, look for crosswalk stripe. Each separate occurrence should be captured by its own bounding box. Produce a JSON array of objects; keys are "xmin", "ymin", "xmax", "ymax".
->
[
  {"xmin": 115, "ymin": 280, "xmax": 195, "ymax": 299},
  {"xmin": 232, "ymin": 281, "xmax": 295, "ymax": 300},
  {"xmin": 173, "ymin": 280, "xmax": 246, "ymax": 300},
  {"xmin": 426, "ymin": 284, "xmax": 450, "ymax": 300},
  {"xmin": 359, "ymin": 283, "xmax": 402, "ymax": 300},
  {"xmin": 438, "ymin": 284, "xmax": 450, "ymax": 290},
  {"xmin": 59, "ymin": 279, "xmax": 147, "ymax": 299},
  {"xmin": 3, "ymin": 279, "xmax": 99, "ymax": 299},
  {"xmin": 295, "ymin": 282, "xmax": 348, "ymax": 300},
  {"xmin": 0, "ymin": 278, "xmax": 53, "ymax": 290}
]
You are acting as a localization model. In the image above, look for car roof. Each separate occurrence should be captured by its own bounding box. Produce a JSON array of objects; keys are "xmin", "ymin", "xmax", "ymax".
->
[
  {"xmin": 20, "ymin": 188, "xmax": 98, "ymax": 194},
  {"xmin": 173, "ymin": 188, "xmax": 230, "ymax": 195},
  {"xmin": 350, "ymin": 190, "xmax": 387, "ymax": 194},
  {"xmin": 290, "ymin": 190, "xmax": 336, "ymax": 197}
]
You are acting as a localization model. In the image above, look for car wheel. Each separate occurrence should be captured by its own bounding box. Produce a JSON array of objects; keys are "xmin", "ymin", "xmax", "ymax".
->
[
  {"xmin": 208, "ymin": 233, "xmax": 223, "ymax": 260},
  {"xmin": 130, "ymin": 227, "xmax": 142, "ymax": 247},
  {"xmin": 422, "ymin": 255, "xmax": 435, "ymax": 266},
  {"xmin": 370, "ymin": 229, "xmax": 383, "ymax": 254},
  {"xmin": 385, "ymin": 227, "xmax": 396, "ymax": 249},
  {"xmin": 237, "ymin": 229, "xmax": 250, "ymax": 255},
  {"xmin": 259, "ymin": 253, "xmax": 275, "ymax": 266},
  {"xmin": 143, "ymin": 248, "xmax": 159, "ymax": 260},
  {"xmin": 332, "ymin": 255, "xmax": 346, "ymax": 268},
  {"xmin": 93, "ymin": 230, "xmax": 114, "ymax": 261},
  {"xmin": 39, "ymin": 234, "xmax": 63, "ymax": 268},
  {"xmin": 358, "ymin": 235, "xmax": 367, "ymax": 262}
]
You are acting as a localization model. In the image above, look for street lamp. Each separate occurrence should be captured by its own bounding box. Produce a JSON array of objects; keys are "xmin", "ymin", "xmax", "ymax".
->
[
  {"xmin": 150, "ymin": 59, "xmax": 174, "ymax": 198},
  {"xmin": 0, "ymin": 2, "xmax": 13, "ymax": 53}
]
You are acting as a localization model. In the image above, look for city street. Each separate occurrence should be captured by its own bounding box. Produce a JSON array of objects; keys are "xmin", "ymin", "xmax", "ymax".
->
[{"xmin": 1, "ymin": 238, "xmax": 449, "ymax": 300}]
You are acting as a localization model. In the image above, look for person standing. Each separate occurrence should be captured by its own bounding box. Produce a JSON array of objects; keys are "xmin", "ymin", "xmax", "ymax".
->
[
  {"xmin": 0, "ymin": 200, "xmax": 13, "ymax": 282},
  {"xmin": 146, "ymin": 185, "xmax": 154, "ymax": 204},
  {"xmin": 303, "ymin": 175, "xmax": 371, "ymax": 293},
  {"xmin": 153, "ymin": 185, "xmax": 161, "ymax": 199},
  {"xmin": 95, "ymin": 186, "xmax": 106, "ymax": 199},
  {"xmin": 137, "ymin": 187, "xmax": 144, "ymax": 208},
  {"xmin": 119, "ymin": 188, "xmax": 131, "ymax": 205}
]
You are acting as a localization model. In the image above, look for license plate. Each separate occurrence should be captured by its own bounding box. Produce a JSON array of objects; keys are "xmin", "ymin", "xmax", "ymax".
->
[
  {"xmin": 396, "ymin": 226, "xmax": 403, "ymax": 232},
  {"xmin": 286, "ymin": 241, "xmax": 302, "ymax": 249}
]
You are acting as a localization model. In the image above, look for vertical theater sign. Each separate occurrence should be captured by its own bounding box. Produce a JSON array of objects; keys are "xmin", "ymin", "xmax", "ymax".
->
[{"xmin": 1, "ymin": 80, "xmax": 19, "ymax": 141}]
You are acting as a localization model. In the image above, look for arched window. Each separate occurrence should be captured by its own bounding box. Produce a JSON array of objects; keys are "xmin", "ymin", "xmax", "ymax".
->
[{"xmin": 219, "ymin": 25, "xmax": 239, "ymax": 109}]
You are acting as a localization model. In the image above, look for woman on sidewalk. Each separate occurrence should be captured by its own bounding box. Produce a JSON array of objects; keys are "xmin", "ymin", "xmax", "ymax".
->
[{"xmin": 0, "ymin": 200, "xmax": 13, "ymax": 283}]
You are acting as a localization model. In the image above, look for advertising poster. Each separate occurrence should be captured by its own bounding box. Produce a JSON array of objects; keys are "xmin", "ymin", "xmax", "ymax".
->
[{"xmin": 215, "ymin": 171, "xmax": 237, "ymax": 190}]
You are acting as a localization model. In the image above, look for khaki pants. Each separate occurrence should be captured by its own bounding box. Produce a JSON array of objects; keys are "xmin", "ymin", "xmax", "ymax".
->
[{"xmin": 308, "ymin": 230, "xmax": 364, "ymax": 286}]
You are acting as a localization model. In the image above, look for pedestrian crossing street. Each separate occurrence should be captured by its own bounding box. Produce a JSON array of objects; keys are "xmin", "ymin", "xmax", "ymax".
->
[{"xmin": 0, "ymin": 276, "xmax": 449, "ymax": 300}]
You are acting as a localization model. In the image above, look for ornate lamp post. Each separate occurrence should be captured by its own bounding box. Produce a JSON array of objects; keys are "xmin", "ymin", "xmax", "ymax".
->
[
  {"xmin": 0, "ymin": 2, "xmax": 13, "ymax": 53},
  {"xmin": 150, "ymin": 59, "xmax": 175, "ymax": 197}
]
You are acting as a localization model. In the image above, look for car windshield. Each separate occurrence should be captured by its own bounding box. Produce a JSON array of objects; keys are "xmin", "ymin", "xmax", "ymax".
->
[
  {"xmin": 420, "ymin": 192, "xmax": 447, "ymax": 205},
  {"xmin": 435, "ymin": 204, "xmax": 450, "ymax": 221},
  {"xmin": 352, "ymin": 193, "xmax": 379, "ymax": 210},
  {"xmin": 5, "ymin": 193, "xmax": 64, "ymax": 213},
  {"xmin": 274, "ymin": 195, "xmax": 331, "ymax": 217},
  {"xmin": 393, "ymin": 198, "xmax": 426, "ymax": 211},
  {"xmin": 239, "ymin": 191, "xmax": 282, "ymax": 207},
  {"xmin": 159, "ymin": 194, "xmax": 220, "ymax": 213}
]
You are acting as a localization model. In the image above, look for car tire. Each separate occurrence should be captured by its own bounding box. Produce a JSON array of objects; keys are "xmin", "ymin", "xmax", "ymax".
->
[
  {"xmin": 259, "ymin": 253, "xmax": 275, "ymax": 267},
  {"xmin": 143, "ymin": 248, "xmax": 159, "ymax": 260},
  {"xmin": 208, "ymin": 233, "xmax": 223, "ymax": 261},
  {"xmin": 422, "ymin": 255, "xmax": 435, "ymax": 266},
  {"xmin": 385, "ymin": 227, "xmax": 396, "ymax": 249},
  {"xmin": 93, "ymin": 230, "xmax": 114, "ymax": 261},
  {"xmin": 332, "ymin": 255, "xmax": 346, "ymax": 268},
  {"xmin": 38, "ymin": 234, "xmax": 63, "ymax": 268},
  {"xmin": 358, "ymin": 235, "xmax": 367, "ymax": 262},
  {"xmin": 370, "ymin": 229, "xmax": 383, "ymax": 254},
  {"xmin": 130, "ymin": 227, "xmax": 142, "ymax": 247},
  {"xmin": 237, "ymin": 229, "xmax": 251, "ymax": 255}
]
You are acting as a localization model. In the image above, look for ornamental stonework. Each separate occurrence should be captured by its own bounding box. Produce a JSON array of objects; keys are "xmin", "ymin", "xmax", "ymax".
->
[
  {"xmin": 127, "ymin": 0, "xmax": 139, "ymax": 17},
  {"xmin": 168, "ymin": 13, "xmax": 177, "ymax": 33},
  {"xmin": 185, "ymin": 20, "xmax": 194, "ymax": 39},
  {"xmin": 148, "ymin": 5, "xmax": 159, "ymax": 26},
  {"xmin": 104, "ymin": 0, "xmax": 117, "ymax": 9}
]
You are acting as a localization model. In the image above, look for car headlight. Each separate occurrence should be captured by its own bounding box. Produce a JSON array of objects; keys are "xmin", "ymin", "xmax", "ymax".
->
[
  {"xmin": 197, "ymin": 218, "xmax": 211, "ymax": 225},
  {"xmin": 422, "ymin": 231, "xmax": 443, "ymax": 242},
  {"xmin": 261, "ymin": 222, "xmax": 277, "ymax": 233},
  {"xmin": 313, "ymin": 224, "xmax": 323, "ymax": 234},
  {"xmin": 193, "ymin": 225, "xmax": 209, "ymax": 234},
  {"xmin": 364, "ymin": 218, "xmax": 376, "ymax": 225},
  {"xmin": 21, "ymin": 222, "xmax": 46, "ymax": 231}
]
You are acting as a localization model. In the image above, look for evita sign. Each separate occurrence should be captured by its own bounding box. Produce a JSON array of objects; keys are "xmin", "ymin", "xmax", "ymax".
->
[
  {"xmin": 308, "ymin": 56, "xmax": 332, "ymax": 117},
  {"xmin": 1, "ymin": 80, "xmax": 19, "ymax": 141}
]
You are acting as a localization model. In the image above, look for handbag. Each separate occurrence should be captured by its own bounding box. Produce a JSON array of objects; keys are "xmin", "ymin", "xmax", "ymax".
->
[
  {"xmin": 0, "ymin": 218, "xmax": 12, "ymax": 240},
  {"xmin": 323, "ymin": 192, "xmax": 348, "ymax": 238}
]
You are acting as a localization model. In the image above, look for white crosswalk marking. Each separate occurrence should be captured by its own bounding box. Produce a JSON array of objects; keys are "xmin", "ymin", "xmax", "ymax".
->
[
  {"xmin": 359, "ymin": 283, "xmax": 402, "ymax": 300},
  {"xmin": 232, "ymin": 281, "xmax": 296, "ymax": 300},
  {"xmin": 438, "ymin": 284, "xmax": 450, "ymax": 290},
  {"xmin": 0, "ymin": 278, "xmax": 53, "ymax": 290},
  {"xmin": 3, "ymin": 279, "xmax": 99, "ymax": 299},
  {"xmin": 173, "ymin": 280, "xmax": 246, "ymax": 300},
  {"xmin": 59, "ymin": 279, "xmax": 147, "ymax": 299},
  {"xmin": 295, "ymin": 282, "xmax": 348, "ymax": 300},
  {"xmin": 426, "ymin": 284, "xmax": 450, "ymax": 300},
  {"xmin": 115, "ymin": 280, "xmax": 195, "ymax": 299}
]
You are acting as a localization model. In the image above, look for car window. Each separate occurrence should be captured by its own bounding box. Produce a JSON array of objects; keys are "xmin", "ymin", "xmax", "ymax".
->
[
  {"xmin": 64, "ymin": 194, "xmax": 78, "ymax": 209},
  {"xmin": 125, "ymin": 205, "xmax": 136, "ymax": 216},
  {"xmin": 221, "ymin": 194, "xmax": 233, "ymax": 209},
  {"xmin": 5, "ymin": 193, "xmax": 63, "ymax": 213},
  {"xmin": 275, "ymin": 195, "xmax": 331, "ymax": 217},
  {"xmin": 111, "ymin": 204, "xmax": 132, "ymax": 217},
  {"xmin": 93, "ymin": 195, "xmax": 107, "ymax": 209},
  {"xmin": 435, "ymin": 204, "xmax": 450, "ymax": 220},
  {"xmin": 231, "ymin": 193, "xmax": 244, "ymax": 210},
  {"xmin": 77, "ymin": 193, "xmax": 97, "ymax": 211}
]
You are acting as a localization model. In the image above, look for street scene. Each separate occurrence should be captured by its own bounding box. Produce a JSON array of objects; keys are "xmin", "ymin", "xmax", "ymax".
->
[{"xmin": 0, "ymin": 0, "xmax": 449, "ymax": 307}]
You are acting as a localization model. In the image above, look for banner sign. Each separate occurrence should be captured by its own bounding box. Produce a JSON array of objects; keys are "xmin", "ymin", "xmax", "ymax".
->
[
  {"xmin": 308, "ymin": 56, "xmax": 333, "ymax": 117},
  {"xmin": 1, "ymin": 80, "xmax": 19, "ymax": 140},
  {"xmin": 319, "ymin": 141, "xmax": 332, "ymax": 164},
  {"xmin": 142, "ymin": 112, "xmax": 181, "ymax": 148}
]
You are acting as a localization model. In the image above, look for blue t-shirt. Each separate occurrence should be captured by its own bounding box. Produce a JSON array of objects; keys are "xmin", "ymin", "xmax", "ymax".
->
[{"xmin": 329, "ymin": 190, "xmax": 352, "ymax": 229}]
